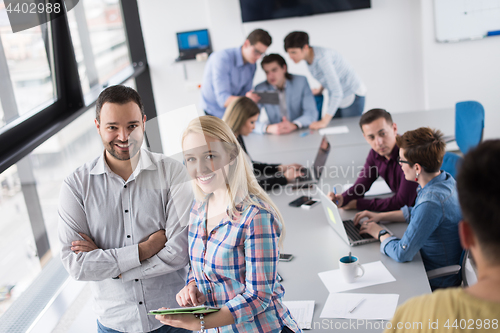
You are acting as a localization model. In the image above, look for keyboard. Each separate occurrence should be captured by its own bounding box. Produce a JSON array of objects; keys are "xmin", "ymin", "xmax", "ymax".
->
[{"xmin": 343, "ymin": 220, "xmax": 374, "ymax": 241}]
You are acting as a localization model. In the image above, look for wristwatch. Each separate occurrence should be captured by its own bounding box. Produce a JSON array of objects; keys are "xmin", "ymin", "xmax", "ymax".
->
[{"xmin": 378, "ymin": 229, "xmax": 389, "ymax": 241}]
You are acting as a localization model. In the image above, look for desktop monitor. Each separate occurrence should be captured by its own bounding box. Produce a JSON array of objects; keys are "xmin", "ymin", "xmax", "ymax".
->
[{"xmin": 176, "ymin": 29, "xmax": 212, "ymax": 61}]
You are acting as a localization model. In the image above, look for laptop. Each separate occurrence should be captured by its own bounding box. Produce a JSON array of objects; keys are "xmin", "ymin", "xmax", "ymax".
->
[
  {"xmin": 292, "ymin": 136, "xmax": 331, "ymax": 185},
  {"xmin": 318, "ymin": 189, "xmax": 393, "ymax": 246},
  {"xmin": 175, "ymin": 29, "xmax": 212, "ymax": 61}
]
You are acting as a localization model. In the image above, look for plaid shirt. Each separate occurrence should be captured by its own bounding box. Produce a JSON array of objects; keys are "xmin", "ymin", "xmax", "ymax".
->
[{"xmin": 187, "ymin": 197, "xmax": 301, "ymax": 333}]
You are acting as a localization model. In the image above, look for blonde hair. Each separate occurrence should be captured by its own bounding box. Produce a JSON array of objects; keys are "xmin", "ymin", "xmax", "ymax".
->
[
  {"xmin": 223, "ymin": 96, "xmax": 260, "ymax": 134},
  {"xmin": 182, "ymin": 115, "xmax": 285, "ymax": 246}
]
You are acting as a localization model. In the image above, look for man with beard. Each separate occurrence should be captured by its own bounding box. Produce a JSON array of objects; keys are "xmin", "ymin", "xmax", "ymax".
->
[{"xmin": 58, "ymin": 85, "xmax": 193, "ymax": 333}]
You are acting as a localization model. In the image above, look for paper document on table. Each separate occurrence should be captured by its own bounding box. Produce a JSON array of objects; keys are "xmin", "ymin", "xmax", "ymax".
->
[
  {"xmin": 318, "ymin": 261, "xmax": 396, "ymax": 293},
  {"xmin": 343, "ymin": 180, "xmax": 392, "ymax": 197},
  {"xmin": 319, "ymin": 126, "xmax": 349, "ymax": 135},
  {"xmin": 283, "ymin": 300, "xmax": 315, "ymax": 330},
  {"xmin": 320, "ymin": 293, "xmax": 399, "ymax": 320}
]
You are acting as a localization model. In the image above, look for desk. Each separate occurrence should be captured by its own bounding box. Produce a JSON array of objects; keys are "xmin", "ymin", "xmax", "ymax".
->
[
  {"xmin": 244, "ymin": 110, "xmax": 453, "ymax": 331},
  {"xmin": 270, "ymin": 188, "xmax": 431, "ymax": 332},
  {"xmin": 245, "ymin": 108, "xmax": 455, "ymax": 158}
]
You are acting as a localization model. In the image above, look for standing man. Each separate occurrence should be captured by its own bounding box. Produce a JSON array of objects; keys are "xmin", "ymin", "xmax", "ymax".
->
[
  {"xmin": 254, "ymin": 53, "xmax": 318, "ymax": 134},
  {"xmin": 329, "ymin": 109, "xmax": 418, "ymax": 211},
  {"xmin": 58, "ymin": 85, "xmax": 193, "ymax": 333},
  {"xmin": 284, "ymin": 31, "xmax": 367, "ymax": 129},
  {"xmin": 200, "ymin": 29, "xmax": 272, "ymax": 118}
]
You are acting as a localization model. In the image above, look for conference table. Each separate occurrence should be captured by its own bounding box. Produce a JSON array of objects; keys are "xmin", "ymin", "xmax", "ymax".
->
[{"xmin": 244, "ymin": 108, "xmax": 455, "ymax": 332}]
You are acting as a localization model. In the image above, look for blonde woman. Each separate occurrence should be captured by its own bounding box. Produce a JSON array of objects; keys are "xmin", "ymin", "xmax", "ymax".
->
[
  {"xmin": 156, "ymin": 116, "xmax": 301, "ymax": 333},
  {"xmin": 223, "ymin": 96, "xmax": 304, "ymax": 191}
]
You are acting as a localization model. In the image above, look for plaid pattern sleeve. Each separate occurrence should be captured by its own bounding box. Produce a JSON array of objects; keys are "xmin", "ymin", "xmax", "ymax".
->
[
  {"xmin": 224, "ymin": 206, "xmax": 280, "ymax": 323},
  {"xmin": 186, "ymin": 266, "xmax": 195, "ymax": 285},
  {"xmin": 188, "ymin": 197, "xmax": 301, "ymax": 333}
]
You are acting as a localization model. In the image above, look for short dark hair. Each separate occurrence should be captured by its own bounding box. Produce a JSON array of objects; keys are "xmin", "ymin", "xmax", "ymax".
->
[
  {"xmin": 284, "ymin": 31, "xmax": 309, "ymax": 51},
  {"xmin": 359, "ymin": 108, "xmax": 393, "ymax": 130},
  {"xmin": 95, "ymin": 85, "xmax": 144, "ymax": 123},
  {"xmin": 456, "ymin": 140, "xmax": 500, "ymax": 264},
  {"xmin": 396, "ymin": 127, "xmax": 445, "ymax": 173},
  {"xmin": 247, "ymin": 29, "xmax": 272, "ymax": 47},
  {"xmin": 261, "ymin": 54, "xmax": 292, "ymax": 81}
]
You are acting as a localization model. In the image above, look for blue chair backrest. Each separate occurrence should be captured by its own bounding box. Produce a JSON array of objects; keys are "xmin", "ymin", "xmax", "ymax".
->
[
  {"xmin": 441, "ymin": 152, "xmax": 463, "ymax": 179},
  {"xmin": 314, "ymin": 95, "xmax": 324, "ymax": 120},
  {"xmin": 455, "ymin": 101, "xmax": 484, "ymax": 154}
]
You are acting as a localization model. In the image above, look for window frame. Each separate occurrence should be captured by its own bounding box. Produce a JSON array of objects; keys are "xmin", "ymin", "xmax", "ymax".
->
[{"xmin": 0, "ymin": 0, "xmax": 160, "ymax": 174}]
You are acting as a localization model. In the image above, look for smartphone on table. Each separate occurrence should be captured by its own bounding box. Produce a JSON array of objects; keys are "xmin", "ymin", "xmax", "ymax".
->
[
  {"xmin": 288, "ymin": 195, "xmax": 311, "ymax": 207},
  {"xmin": 301, "ymin": 198, "xmax": 319, "ymax": 209},
  {"xmin": 279, "ymin": 253, "xmax": 294, "ymax": 262}
]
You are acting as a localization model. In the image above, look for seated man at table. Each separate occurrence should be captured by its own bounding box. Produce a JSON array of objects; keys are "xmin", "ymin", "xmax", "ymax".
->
[
  {"xmin": 329, "ymin": 108, "xmax": 418, "ymax": 211},
  {"xmin": 384, "ymin": 140, "xmax": 500, "ymax": 333},
  {"xmin": 254, "ymin": 54, "xmax": 318, "ymax": 134}
]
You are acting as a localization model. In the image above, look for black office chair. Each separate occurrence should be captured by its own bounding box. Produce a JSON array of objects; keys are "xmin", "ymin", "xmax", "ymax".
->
[{"xmin": 426, "ymin": 250, "xmax": 477, "ymax": 287}]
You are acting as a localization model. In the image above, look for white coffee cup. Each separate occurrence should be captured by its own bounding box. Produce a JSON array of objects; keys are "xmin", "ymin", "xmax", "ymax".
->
[{"xmin": 339, "ymin": 255, "xmax": 365, "ymax": 283}]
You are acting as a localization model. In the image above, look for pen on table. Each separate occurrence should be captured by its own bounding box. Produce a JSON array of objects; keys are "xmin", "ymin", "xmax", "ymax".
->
[
  {"xmin": 333, "ymin": 188, "xmax": 339, "ymax": 205},
  {"xmin": 348, "ymin": 298, "xmax": 366, "ymax": 313}
]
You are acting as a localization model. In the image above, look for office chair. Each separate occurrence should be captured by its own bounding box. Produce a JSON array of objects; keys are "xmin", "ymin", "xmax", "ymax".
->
[
  {"xmin": 455, "ymin": 101, "xmax": 485, "ymax": 154},
  {"xmin": 314, "ymin": 95, "xmax": 324, "ymax": 120},
  {"xmin": 426, "ymin": 250, "xmax": 478, "ymax": 287},
  {"xmin": 441, "ymin": 152, "xmax": 463, "ymax": 178}
]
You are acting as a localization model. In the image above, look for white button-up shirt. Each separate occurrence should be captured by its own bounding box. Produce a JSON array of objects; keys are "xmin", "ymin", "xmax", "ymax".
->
[{"xmin": 58, "ymin": 149, "xmax": 193, "ymax": 332}]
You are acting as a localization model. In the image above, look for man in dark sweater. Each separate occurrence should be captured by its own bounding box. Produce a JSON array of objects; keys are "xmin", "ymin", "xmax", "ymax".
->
[{"xmin": 329, "ymin": 109, "xmax": 418, "ymax": 211}]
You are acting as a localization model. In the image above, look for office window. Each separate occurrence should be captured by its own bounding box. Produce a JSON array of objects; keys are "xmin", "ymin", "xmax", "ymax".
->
[
  {"xmin": 31, "ymin": 107, "xmax": 102, "ymax": 255},
  {"xmin": 0, "ymin": 99, "xmax": 4, "ymax": 128},
  {"xmin": 67, "ymin": 0, "xmax": 131, "ymax": 96},
  {"xmin": 0, "ymin": 3, "xmax": 56, "ymax": 126},
  {"xmin": 0, "ymin": 164, "xmax": 42, "ymax": 317},
  {"xmin": 0, "ymin": 0, "xmax": 157, "ymax": 328}
]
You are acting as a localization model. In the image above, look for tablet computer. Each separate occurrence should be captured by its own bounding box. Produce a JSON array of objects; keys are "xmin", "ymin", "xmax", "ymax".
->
[
  {"xmin": 148, "ymin": 306, "xmax": 220, "ymax": 315},
  {"xmin": 255, "ymin": 91, "xmax": 279, "ymax": 105}
]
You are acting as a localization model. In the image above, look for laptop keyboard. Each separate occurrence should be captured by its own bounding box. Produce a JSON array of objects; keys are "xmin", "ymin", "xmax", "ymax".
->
[{"xmin": 343, "ymin": 220, "xmax": 374, "ymax": 241}]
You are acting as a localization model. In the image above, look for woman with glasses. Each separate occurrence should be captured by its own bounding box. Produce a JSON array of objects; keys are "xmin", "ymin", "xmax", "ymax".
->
[{"xmin": 353, "ymin": 127, "xmax": 463, "ymax": 290}]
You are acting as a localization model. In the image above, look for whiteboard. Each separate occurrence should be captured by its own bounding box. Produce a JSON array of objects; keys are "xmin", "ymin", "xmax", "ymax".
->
[{"xmin": 434, "ymin": 0, "xmax": 500, "ymax": 42}]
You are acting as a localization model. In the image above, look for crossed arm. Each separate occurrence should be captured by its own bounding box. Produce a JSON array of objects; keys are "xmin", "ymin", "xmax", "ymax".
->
[{"xmin": 71, "ymin": 230, "xmax": 167, "ymax": 263}]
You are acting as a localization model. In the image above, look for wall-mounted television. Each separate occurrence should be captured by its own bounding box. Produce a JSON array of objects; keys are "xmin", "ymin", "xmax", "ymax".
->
[{"xmin": 239, "ymin": 0, "xmax": 371, "ymax": 23}]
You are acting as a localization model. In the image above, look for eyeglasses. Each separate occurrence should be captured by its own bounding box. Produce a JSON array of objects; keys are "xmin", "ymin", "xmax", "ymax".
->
[
  {"xmin": 252, "ymin": 45, "xmax": 265, "ymax": 56},
  {"xmin": 397, "ymin": 157, "xmax": 411, "ymax": 165}
]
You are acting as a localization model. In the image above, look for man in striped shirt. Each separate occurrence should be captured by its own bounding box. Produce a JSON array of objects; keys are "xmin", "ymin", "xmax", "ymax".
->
[{"xmin": 284, "ymin": 31, "xmax": 366, "ymax": 129}]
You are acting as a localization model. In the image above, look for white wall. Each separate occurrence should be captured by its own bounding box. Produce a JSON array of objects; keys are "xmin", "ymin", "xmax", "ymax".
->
[
  {"xmin": 419, "ymin": 0, "xmax": 500, "ymax": 140},
  {"xmin": 137, "ymin": 0, "xmax": 499, "ymax": 141}
]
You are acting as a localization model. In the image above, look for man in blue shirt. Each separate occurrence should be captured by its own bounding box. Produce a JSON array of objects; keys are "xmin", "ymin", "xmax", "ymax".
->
[
  {"xmin": 254, "ymin": 54, "xmax": 318, "ymax": 134},
  {"xmin": 200, "ymin": 29, "xmax": 272, "ymax": 118}
]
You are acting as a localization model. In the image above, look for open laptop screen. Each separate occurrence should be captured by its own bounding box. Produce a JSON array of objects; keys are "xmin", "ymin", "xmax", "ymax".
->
[
  {"xmin": 176, "ymin": 29, "xmax": 212, "ymax": 60},
  {"xmin": 313, "ymin": 136, "xmax": 331, "ymax": 180}
]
